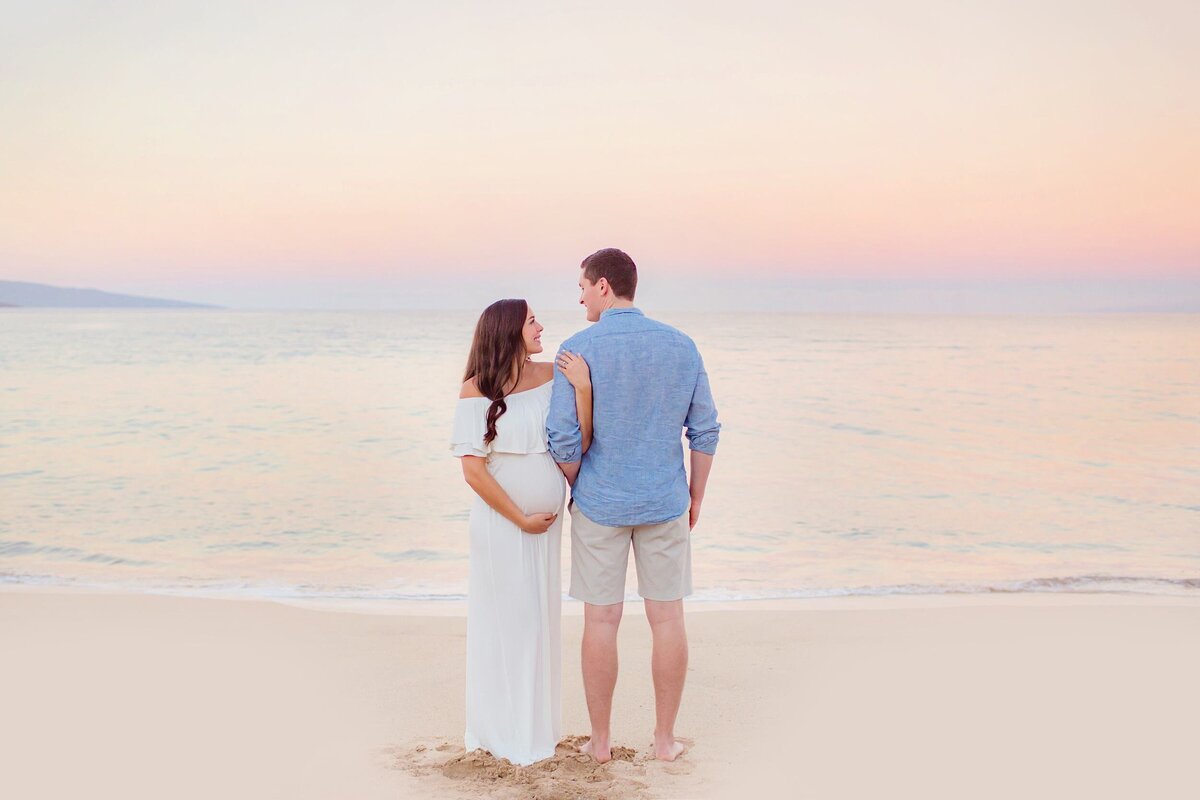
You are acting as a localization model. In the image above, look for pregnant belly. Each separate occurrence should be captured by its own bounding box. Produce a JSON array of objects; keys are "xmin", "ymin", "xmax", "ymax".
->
[{"xmin": 487, "ymin": 452, "xmax": 566, "ymax": 515}]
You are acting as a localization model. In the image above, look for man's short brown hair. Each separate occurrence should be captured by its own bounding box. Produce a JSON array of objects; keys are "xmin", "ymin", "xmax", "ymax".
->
[{"xmin": 581, "ymin": 248, "xmax": 637, "ymax": 300}]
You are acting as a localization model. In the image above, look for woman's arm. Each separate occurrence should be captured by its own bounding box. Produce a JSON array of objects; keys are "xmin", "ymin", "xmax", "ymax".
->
[
  {"xmin": 460, "ymin": 456, "xmax": 557, "ymax": 534},
  {"xmin": 557, "ymin": 350, "xmax": 592, "ymax": 454},
  {"xmin": 575, "ymin": 384, "xmax": 593, "ymax": 455}
]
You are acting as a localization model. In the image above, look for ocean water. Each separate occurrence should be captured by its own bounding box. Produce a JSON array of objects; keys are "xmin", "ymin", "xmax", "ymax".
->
[{"xmin": 1, "ymin": 309, "xmax": 1198, "ymax": 603}]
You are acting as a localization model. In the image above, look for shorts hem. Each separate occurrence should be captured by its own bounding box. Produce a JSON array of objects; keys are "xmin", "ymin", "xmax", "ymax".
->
[{"xmin": 568, "ymin": 590, "xmax": 626, "ymax": 606}]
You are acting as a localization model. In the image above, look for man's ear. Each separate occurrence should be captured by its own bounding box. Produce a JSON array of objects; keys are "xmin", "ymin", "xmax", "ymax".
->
[{"xmin": 596, "ymin": 277, "xmax": 609, "ymax": 296}]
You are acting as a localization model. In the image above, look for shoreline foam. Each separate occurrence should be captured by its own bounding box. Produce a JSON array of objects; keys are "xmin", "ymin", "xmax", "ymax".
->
[{"xmin": 3, "ymin": 574, "xmax": 1199, "ymax": 617}]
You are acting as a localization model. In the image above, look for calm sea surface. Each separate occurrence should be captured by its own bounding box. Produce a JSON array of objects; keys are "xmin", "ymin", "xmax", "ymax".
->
[{"xmin": 2, "ymin": 309, "xmax": 1198, "ymax": 602}]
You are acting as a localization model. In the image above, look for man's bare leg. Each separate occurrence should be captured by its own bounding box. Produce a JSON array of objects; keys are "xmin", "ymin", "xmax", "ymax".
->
[
  {"xmin": 580, "ymin": 601, "xmax": 623, "ymax": 763},
  {"xmin": 644, "ymin": 598, "xmax": 688, "ymax": 761}
]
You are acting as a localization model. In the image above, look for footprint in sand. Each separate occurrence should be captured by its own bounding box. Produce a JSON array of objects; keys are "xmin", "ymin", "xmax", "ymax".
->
[
  {"xmin": 393, "ymin": 736, "xmax": 655, "ymax": 799},
  {"xmin": 639, "ymin": 737, "xmax": 695, "ymax": 775}
]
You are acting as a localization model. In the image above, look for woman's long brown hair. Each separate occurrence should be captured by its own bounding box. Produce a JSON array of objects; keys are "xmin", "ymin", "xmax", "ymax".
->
[{"xmin": 463, "ymin": 299, "xmax": 529, "ymax": 445}]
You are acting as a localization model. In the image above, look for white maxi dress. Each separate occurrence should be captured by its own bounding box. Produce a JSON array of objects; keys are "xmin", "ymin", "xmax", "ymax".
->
[{"xmin": 450, "ymin": 380, "xmax": 564, "ymax": 766}]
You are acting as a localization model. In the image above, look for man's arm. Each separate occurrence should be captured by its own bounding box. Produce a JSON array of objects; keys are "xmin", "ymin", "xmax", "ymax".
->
[
  {"xmin": 547, "ymin": 348, "xmax": 583, "ymax": 483},
  {"xmin": 559, "ymin": 460, "xmax": 581, "ymax": 487},
  {"xmin": 684, "ymin": 352, "xmax": 720, "ymax": 529},
  {"xmin": 687, "ymin": 451, "xmax": 714, "ymax": 529}
]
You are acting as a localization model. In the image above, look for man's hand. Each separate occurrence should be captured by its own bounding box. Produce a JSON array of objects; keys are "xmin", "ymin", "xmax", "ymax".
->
[{"xmin": 688, "ymin": 497, "xmax": 702, "ymax": 530}]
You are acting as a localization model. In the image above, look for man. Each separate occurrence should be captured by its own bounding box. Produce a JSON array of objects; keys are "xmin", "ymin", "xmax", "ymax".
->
[{"xmin": 548, "ymin": 247, "xmax": 720, "ymax": 763}]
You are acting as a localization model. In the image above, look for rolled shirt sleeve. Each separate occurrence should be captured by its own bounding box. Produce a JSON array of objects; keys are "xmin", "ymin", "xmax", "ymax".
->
[
  {"xmin": 547, "ymin": 352, "xmax": 582, "ymax": 463},
  {"xmin": 684, "ymin": 355, "xmax": 720, "ymax": 454}
]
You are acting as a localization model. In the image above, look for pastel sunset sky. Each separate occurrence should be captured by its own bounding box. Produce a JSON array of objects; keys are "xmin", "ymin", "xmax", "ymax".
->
[{"xmin": 2, "ymin": 1, "xmax": 1197, "ymax": 310}]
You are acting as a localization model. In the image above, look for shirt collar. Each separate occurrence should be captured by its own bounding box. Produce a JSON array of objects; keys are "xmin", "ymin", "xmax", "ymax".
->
[{"xmin": 600, "ymin": 307, "xmax": 644, "ymax": 319}]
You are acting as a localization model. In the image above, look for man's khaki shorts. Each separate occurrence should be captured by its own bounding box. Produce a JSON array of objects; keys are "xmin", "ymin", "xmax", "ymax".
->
[{"xmin": 568, "ymin": 500, "xmax": 692, "ymax": 605}]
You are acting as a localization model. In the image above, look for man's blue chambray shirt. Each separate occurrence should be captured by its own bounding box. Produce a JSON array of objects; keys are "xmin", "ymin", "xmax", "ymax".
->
[{"xmin": 547, "ymin": 307, "xmax": 721, "ymax": 527}]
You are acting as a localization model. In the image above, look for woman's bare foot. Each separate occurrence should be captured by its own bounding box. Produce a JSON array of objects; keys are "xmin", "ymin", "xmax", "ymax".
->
[
  {"xmin": 580, "ymin": 737, "xmax": 612, "ymax": 764},
  {"xmin": 653, "ymin": 735, "xmax": 687, "ymax": 762}
]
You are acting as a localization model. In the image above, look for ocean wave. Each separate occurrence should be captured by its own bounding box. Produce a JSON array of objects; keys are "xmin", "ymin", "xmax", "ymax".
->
[{"xmin": 0, "ymin": 540, "xmax": 155, "ymax": 567}]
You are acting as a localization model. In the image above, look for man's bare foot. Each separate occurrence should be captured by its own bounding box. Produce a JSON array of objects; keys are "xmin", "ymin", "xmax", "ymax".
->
[
  {"xmin": 653, "ymin": 735, "xmax": 687, "ymax": 762},
  {"xmin": 580, "ymin": 737, "xmax": 612, "ymax": 764}
]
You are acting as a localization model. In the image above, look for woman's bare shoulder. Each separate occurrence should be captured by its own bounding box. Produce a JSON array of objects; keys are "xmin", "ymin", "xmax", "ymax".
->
[
  {"xmin": 459, "ymin": 378, "xmax": 485, "ymax": 399},
  {"xmin": 528, "ymin": 361, "xmax": 555, "ymax": 379}
]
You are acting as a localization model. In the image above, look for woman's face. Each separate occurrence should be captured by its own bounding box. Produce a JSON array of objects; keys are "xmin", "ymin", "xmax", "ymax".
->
[{"xmin": 522, "ymin": 307, "xmax": 544, "ymax": 356}]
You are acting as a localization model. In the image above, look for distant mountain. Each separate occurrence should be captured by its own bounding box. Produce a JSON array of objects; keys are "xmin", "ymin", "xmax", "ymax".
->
[{"xmin": 0, "ymin": 280, "xmax": 219, "ymax": 308}]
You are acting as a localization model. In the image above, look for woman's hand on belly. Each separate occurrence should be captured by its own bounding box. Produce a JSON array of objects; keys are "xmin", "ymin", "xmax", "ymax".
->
[{"xmin": 520, "ymin": 512, "xmax": 558, "ymax": 534}]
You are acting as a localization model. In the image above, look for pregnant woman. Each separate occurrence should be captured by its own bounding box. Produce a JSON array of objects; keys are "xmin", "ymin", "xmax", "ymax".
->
[{"xmin": 450, "ymin": 298, "xmax": 591, "ymax": 765}]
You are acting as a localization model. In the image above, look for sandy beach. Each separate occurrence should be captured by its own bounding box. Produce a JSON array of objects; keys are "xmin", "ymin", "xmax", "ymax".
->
[{"xmin": 2, "ymin": 587, "xmax": 1197, "ymax": 799}]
